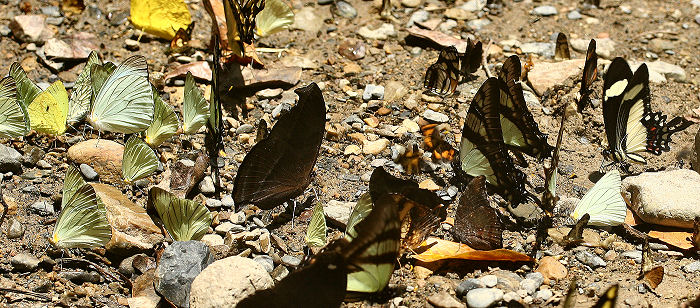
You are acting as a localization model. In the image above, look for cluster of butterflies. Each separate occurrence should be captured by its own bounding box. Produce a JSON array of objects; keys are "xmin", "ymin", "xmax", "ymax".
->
[{"xmin": 423, "ymin": 38, "xmax": 483, "ymax": 96}]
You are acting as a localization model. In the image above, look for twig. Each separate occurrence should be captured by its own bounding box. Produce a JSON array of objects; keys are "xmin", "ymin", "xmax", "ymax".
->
[
  {"xmin": 0, "ymin": 287, "xmax": 51, "ymax": 301},
  {"xmin": 481, "ymin": 40, "xmax": 494, "ymax": 78},
  {"xmin": 0, "ymin": 186, "xmax": 8, "ymax": 229},
  {"xmin": 57, "ymin": 257, "xmax": 132, "ymax": 289}
]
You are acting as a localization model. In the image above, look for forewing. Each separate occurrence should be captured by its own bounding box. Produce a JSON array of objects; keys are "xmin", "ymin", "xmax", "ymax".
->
[
  {"xmin": 68, "ymin": 51, "xmax": 102, "ymax": 124},
  {"xmin": 572, "ymin": 170, "xmax": 626, "ymax": 226},
  {"xmin": 0, "ymin": 77, "xmax": 29, "ymax": 138},
  {"xmin": 144, "ymin": 89, "xmax": 179, "ymax": 147},
  {"xmin": 122, "ymin": 136, "xmax": 159, "ymax": 184},
  {"xmin": 454, "ymin": 176, "xmax": 503, "ymax": 250},
  {"xmin": 9, "ymin": 62, "xmax": 41, "ymax": 108},
  {"xmin": 52, "ymin": 184, "xmax": 112, "ymax": 249},
  {"xmin": 182, "ymin": 72, "xmax": 209, "ymax": 134}
]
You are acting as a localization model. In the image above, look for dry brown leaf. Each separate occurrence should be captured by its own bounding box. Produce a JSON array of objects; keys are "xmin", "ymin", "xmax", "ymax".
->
[
  {"xmin": 647, "ymin": 229, "xmax": 694, "ymax": 250},
  {"xmin": 411, "ymin": 237, "xmax": 533, "ymax": 263},
  {"xmin": 406, "ymin": 27, "xmax": 470, "ymax": 52},
  {"xmin": 164, "ymin": 61, "xmax": 213, "ymax": 82}
]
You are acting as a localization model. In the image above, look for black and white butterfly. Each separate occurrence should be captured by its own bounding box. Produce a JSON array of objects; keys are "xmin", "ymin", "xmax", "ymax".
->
[
  {"xmin": 602, "ymin": 57, "xmax": 692, "ymax": 166},
  {"xmin": 424, "ymin": 40, "xmax": 483, "ymax": 96}
]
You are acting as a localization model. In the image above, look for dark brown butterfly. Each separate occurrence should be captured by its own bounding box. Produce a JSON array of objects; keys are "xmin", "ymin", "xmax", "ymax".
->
[
  {"xmin": 638, "ymin": 240, "xmax": 664, "ymax": 289},
  {"xmin": 368, "ymin": 167, "xmax": 446, "ymax": 252},
  {"xmin": 562, "ymin": 213, "xmax": 589, "ymax": 248},
  {"xmin": 460, "ymin": 38, "xmax": 483, "ymax": 77},
  {"xmin": 206, "ymin": 37, "xmax": 223, "ymax": 196},
  {"xmin": 256, "ymin": 118, "xmax": 269, "ymax": 141},
  {"xmin": 453, "ymin": 176, "xmax": 503, "ymax": 250},
  {"xmin": 421, "ymin": 123, "xmax": 456, "ymax": 162},
  {"xmin": 693, "ymin": 217, "xmax": 700, "ymax": 252},
  {"xmin": 542, "ymin": 113, "xmax": 565, "ymax": 215},
  {"xmin": 170, "ymin": 22, "xmax": 195, "ymax": 50},
  {"xmin": 424, "ymin": 46, "xmax": 460, "ymax": 96},
  {"xmin": 237, "ymin": 191, "xmax": 401, "ymax": 307},
  {"xmin": 233, "ymin": 83, "xmax": 326, "ymax": 209},
  {"xmin": 554, "ymin": 32, "xmax": 571, "ymax": 60},
  {"xmin": 578, "ymin": 39, "xmax": 598, "ymax": 112}
]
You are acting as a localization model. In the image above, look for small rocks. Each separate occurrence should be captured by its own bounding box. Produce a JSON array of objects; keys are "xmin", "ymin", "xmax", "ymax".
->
[
  {"xmin": 79, "ymin": 164, "xmax": 98, "ymax": 180},
  {"xmin": 423, "ymin": 110, "xmax": 449, "ymax": 123},
  {"xmin": 461, "ymin": 0, "xmax": 486, "ymax": 11},
  {"xmin": 155, "ymin": 242, "xmax": 214, "ymax": 308},
  {"xmin": 649, "ymin": 38, "xmax": 674, "ymax": 54},
  {"xmin": 519, "ymin": 278, "xmax": 539, "ymax": 295},
  {"xmin": 30, "ymin": 201, "xmax": 54, "ymax": 216},
  {"xmin": 362, "ymin": 84, "xmax": 384, "ymax": 101},
  {"xmin": 281, "ymin": 255, "xmax": 301, "ymax": 267},
  {"xmin": 199, "ymin": 176, "xmax": 215, "ymax": 194},
  {"xmin": 527, "ymin": 59, "xmax": 585, "ymax": 95},
  {"xmin": 357, "ymin": 23, "xmax": 396, "ymax": 40},
  {"xmin": 536, "ymin": 289, "xmax": 553, "ymax": 301},
  {"xmin": 9, "ymin": 15, "xmax": 51, "ymax": 43},
  {"xmin": 253, "ymin": 255, "xmax": 274, "ymax": 272},
  {"xmin": 567, "ymin": 10, "xmax": 582, "ymax": 20},
  {"xmin": 623, "ymin": 169, "xmax": 700, "ymax": 228},
  {"xmin": 683, "ymin": 261, "xmax": 700, "ymax": 273},
  {"xmin": 427, "ymin": 291, "xmax": 465, "ymax": 308},
  {"xmin": 11, "ymin": 253, "xmax": 40, "ymax": 272},
  {"xmin": 621, "ymin": 250, "xmax": 643, "ymax": 263},
  {"xmin": 324, "ymin": 200, "xmax": 353, "ymax": 227},
  {"xmin": 575, "ymin": 250, "xmax": 607, "ymax": 269},
  {"xmin": 520, "ymin": 42, "xmax": 554, "ymax": 58},
  {"xmin": 407, "ymin": 10, "xmax": 429, "ymax": 27},
  {"xmin": 571, "ymin": 38, "xmax": 616, "ymax": 59},
  {"xmin": 402, "ymin": 0, "xmax": 421, "ymax": 7},
  {"xmin": 189, "ymin": 256, "xmax": 274, "ymax": 307},
  {"xmin": 467, "ymin": 19, "xmax": 491, "ymax": 31},
  {"xmin": 445, "ymin": 8, "xmax": 473, "ymax": 21},
  {"xmin": 338, "ymin": 40, "xmax": 366, "ymax": 60},
  {"xmin": 333, "ymin": 0, "xmax": 357, "ymax": 19},
  {"xmin": 532, "ymin": 5, "xmax": 558, "ymax": 16},
  {"xmin": 480, "ymin": 275, "xmax": 498, "ymax": 288},
  {"xmin": 466, "ymin": 288, "xmax": 504, "ymax": 308},
  {"xmin": 0, "ymin": 144, "xmax": 23, "ymax": 174},
  {"xmin": 5, "ymin": 218, "xmax": 24, "ymax": 239},
  {"xmin": 536, "ymin": 256, "xmax": 567, "ymax": 283},
  {"xmin": 292, "ymin": 7, "xmax": 324, "ymax": 33},
  {"xmin": 456, "ymin": 278, "xmax": 484, "ymax": 297}
]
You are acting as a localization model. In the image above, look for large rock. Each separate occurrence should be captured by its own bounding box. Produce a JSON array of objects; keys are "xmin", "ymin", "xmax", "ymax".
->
[
  {"xmin": 0, "ymin": 144, "xmax": 22, "ymax": 174},
  {"xmin": 155, "ymin": 241, "xmax": 214, "ymax": 308},
  {"xmin": 92, "ymin": 184, "xmax": 163, "ymax": 254},
  {"xmin": 189, "ymin": 256, "xmax": 273, "ymax": 307},
  {"xmin": 570, "ymin": 38, "xmax": 616, "ymax": 59},
  {"xmin": 9, "ymin": 15, "xmax": 51, "ymax": 43},
  {"xmin": 291, "ymin": 7, "xmax": 324, "ymax": 33},
  {"xmin": 68, "ymin": 139, "xmax": 124, "ymax": 184},
  {"xmin": 527, "ymin": 59, "xmax": 585, "ymax": 95},
  {"xmin": 623, "ymin": 169, "xmax": 700, "ymax": 228}
]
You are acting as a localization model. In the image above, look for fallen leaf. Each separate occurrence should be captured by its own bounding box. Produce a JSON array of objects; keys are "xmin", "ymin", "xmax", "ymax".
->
[
  {"xmin": 164, "ymin": 61, "xmax": 212, "ymax": 82},
  {"xmin": 240, "ymin": 66, "xmax": 301, "ymax": 91},
  {"xmin": 647, "ymin": 228, "xmax": 694, "ymax": 250},
  {"xmin": 406, "ymin": 27, "xmax": 471, "ymax": 53},
  {"xmin": 411, "ymin": 237, "xmax": 533, "ymax": 263}
]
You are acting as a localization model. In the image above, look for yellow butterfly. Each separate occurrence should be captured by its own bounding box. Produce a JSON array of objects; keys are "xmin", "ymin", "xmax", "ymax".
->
[
  {"xmin": 130, "ymin": 0, "xmax": 192, "ymax": 40},
  {"xmin": 28, "ymin": 81, "xmax": 68, "ymax": 136}
]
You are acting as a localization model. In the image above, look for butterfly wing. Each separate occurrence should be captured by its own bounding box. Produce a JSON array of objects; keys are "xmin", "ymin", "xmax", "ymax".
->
[
  {"xmin": 345, "ymin": 193, "xmax": 373, "ymax": 240},
  {"xmin": 255, "ymin": 0, "xmax": 294, "ymax": 37},
  {"xmin": 62, "ymin": 165, "xmax": 87, "ymax": 209},
  {"xmin": 8, "ymin": 62, "xmax": 41, "ymax": 109},
  {"xmin": 305, "ymin": 202, "xmax": 327, "ymax": 247},
  {"xmin": 182, "ymin": 72, "xmax": 209, "ymax": 134},
  {"xmin": 642, "ymin": 113, "xmax": 693, "ymax": 155},
  {"xmin": 592, "ymin": 284, "xmax": 619, "ymax": 308},
  {"xmin": 27, "ymin": 81, "xmax": 68, "ymax": 136},
  {"xmin": 51, "ymin": 184, "xmax": 112, "ymax": 249},
  {"xmin": 578, "ymin": 39, "xmax": 598, "ymax": 111},
  {"xmin": 148, "ymin": 187, "xmax": 211, "ymax": 241},
  {"xmin": 454, "ymin": 176, "xmax": 503, "ymax": 250},
  {"xmin": 121, "ymin": 136, "xmax": 159, "ymax": 184},
  {"xmin": 233, "ymin": 83, "xmax": 326, "ymax": 209},
  {"xmin": 460, "ymin": 38, "xmax": 483, "ymax": 76},
  {"xmin": 572, "ymin": 170, "xmax": 626, "ymax": 226},
  {"xmin": 144, "ymin": 88, "xmax": 179, "ymax": 147},
  {"xmin": 88, "ymin": 56, "xmax": 154, "ymax": 134},
  {"xmin": 554, "ymin": 32, "xmax": 571, "ymax": 60},
  {"xmin": 129, "ymin": 0, "xmax": 192, "ymax": 40},
  {"xmin": 424, "ymin": 46, "xmax": 460, "ymax": 95},
  {"xmin": 68, "ymin": 51, "xmax": 102, "ymax": 124},
  {"xmin": 0, "ymin": 77, "xmax": 29, "ymax": 138}
]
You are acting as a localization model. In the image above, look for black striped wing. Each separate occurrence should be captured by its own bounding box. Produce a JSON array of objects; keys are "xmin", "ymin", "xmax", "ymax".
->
[
  {"xmin": 459, "ymin": 78, "xmax": 530, "ymax": 206},
  {"xmin": 224, "ymin": 0, "xmax": 265, "ymax": 45},
  {"xmin": 497, "ymin": 55, "xmax": 553, "ymax": 160},
  {"xmin": 642, "ymin": 112, "xmax": 693, "ymax": 155},
  {"xmin": 460, "ymin": 38, "xmax": 483, "ymax": 76},
  {"xmin": 592, "ymin": 285, "xmax": 619, "ymax": 308},
  {"xmin": 233, "ymin": 83, "xmax": 326, "ymax": 209},
  {"xmin": 424, "ymin": 46, "xmax": 460, "ymax": 96},
  {"xmin": 578, "ymin": 39, "xmax": 598, "ymax": 111},
  {"xmin": 453, "ymin": 176, "xmax": 503, "ymax": 250}
]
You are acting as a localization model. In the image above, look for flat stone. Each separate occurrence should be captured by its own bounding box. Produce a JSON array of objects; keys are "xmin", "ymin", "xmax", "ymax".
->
[
  {"xmin": 427, "ymin": 291, "xmax": 465, "ymax": 308},
  {"xmin": 532, "ymin": 5, "xmax": 558, "ymax": 16},
  {"xmin": 423, "ymin": 110, "xmax": 449, "ymax": 123},
  {"xmin": 155, "ymin": 241, "xmax": 213, "ymax": 307},
  {"xmin": 567, "ymin": 10, "xmax": 582, "ymax": 20},
  {"xmin": 5, "ymin": 218, "xmax": 24, "ymax": 239},
  {"xmin": 570, "ymin": 38, "xmax": 616, "ymax": 59},
  {"xmin": 623, "ymin": 169, "xmax": 700, "ymax": 228},
  {"xmin": 536, "ymin": 256, "xmax": 567, "ymax": 283},
  {"xmin": 362, "ymin": 84, "xmax": 384, "ymax": 101},
  {"xmin": 536, "ymin": 289, "xmax": 553, "ymax": 301},
  {"xmin": 649, "ymin": 39, "xmax": 674, "ymax": 53},
  {"xmin": 466, "ymin": 288, "xmax": 504, "ymax": 308},
  {"xmin": 30, "ymin": 201, "xmax": 53, "ymax": 216},
  {"xmin": 325, "ymin": 200, "xmax": 353, "ymax": 227},
  {"xmin": 357, "ymin": 23, "xmax": 396, "ymax": 40},
  {"xmin": 68, "ymin": 139, "xmax": 124, "ymax": 184},
  {"xmin": 401, "ymin": 0, "xmax": 422, "ymax": 7},
  {"xmin": 9, "ymin": 15, "xmax": 51, "ymax": 43},
  {"xmin": 467, "ymin": 19, "xmax": 491, "ymax": 31},
  {"xmin": 575, "ymin": 250, "xmax": 607, "ymax": 268},
  {"xmin": 0, "ymin": 144, "xmax": 22, "ymax": 174},
  {"xmin": 407, "ymin": 10, "xmax": 429, "ymax": 27},
  {"xmin": 527, "ymin": 59, "xmax": 585, "ymax": 95},
  {"xmin": 683, "ymin": 261, "xmax": 700, "ymax": 273},
  {"xmin": 621, "ymin": 250, "xmax": 643, "ymax": 263},
  {"xmin": 461, "ymin": 0, "xmax": 486, "ymax": 11},
  {"xmin": 189, "ymin": 256, "xmax": 273, "ymax": 307},
  {"xmin": 362, "ymin": 139, "xmax": 390, "ymax": 155},
  {"xmin": 645, "ymin": 60, "xmax": 686, "ymax": 82},
  {"xmin": 445, "ymin": 8, "xmax": 473, "ymax": 21},
  {"xmin": 480, "ymin": 275, "xmax": 498, "ymax": 288},
  {"xmin": 11, "ymin": 253, "xmax": 40, "ymax": 271},
  {"xmin": 456, "ymin": 278, "xmax": 484, "ymax": 296},
  {"xmin": 291, "ymin": 7, "xmax": 325, "ymax": 33},
  {"xmin": 253, "ymin": 255, "xmax": 274, "ymax": 272},
  {"xmin": 201, "ymin": 234, "xmax": 225, "ymax": 247}
]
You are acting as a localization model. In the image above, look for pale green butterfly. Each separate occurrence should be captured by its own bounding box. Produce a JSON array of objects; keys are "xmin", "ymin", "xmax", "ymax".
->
[
  {"xmin": 147, "ymin": 187, "xmax": 212, "ymax": 241},
  {"xmin": 87, "ymin": 55, "xmax": 154, "ymax": 134},
  {"xmin": 345, "ymin": 192, "xmax": 373, "ymax": 240},
  {"xmin": 0, "ymin": 77, "xmax": 30, "ymax": 138},
  {"xmin": 8, "ymin": 62, "xmax": 41, "ymax": 109},
  {"xmin": 68, "ymin": 51, "xmax": 102, "ymax": 124},
  {"xmin": 571, "ymin": 170, "xmax": 626, "ymax": 227},
  {"xmin": 304, "ymin": 202, "xmax": 327, "ymax": 247},
  {"xmin": 51, "ymin": 166, "xmax": 112, "ymax": 249},
  {"xmin": 255, "ymin": 0, "xmax": 295, "ymax": 38},
  {"xmin": 144, "ymin": 87, "xmax": 179, "ymax": 147},
  {"xmin": 182, "ymin": 72, "xmax": 209, "ymax": 135},
  {"xmin": 121, "ymin": 135, "xmax": 159, "ymax": 184}
]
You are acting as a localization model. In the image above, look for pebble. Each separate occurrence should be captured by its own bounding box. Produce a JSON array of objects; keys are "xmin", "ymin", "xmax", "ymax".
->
[
  {"xmin": 0, "ymin": 144, "xmax": 23, "ymax": 174},
  {"xmin": 324, "ymin": 200, "xmax": 353, "ymax": 227},
  {"xmin": 11, "ymin": 253, "xmax": 40, "ymax": 271},
  {"xmin": 236, "ymin": 124, "xmax": 255, "ymax": 135},
  {"xmin": 35, "ymin": 160, "xmax": 51, "ymax": 169},
  {"xmin": 253, "ymin": 255, "xmax": 274, "ymax": 272},
  {"xmin": 201, "ymin": 234, "xmax": 225, "ymax": 247},
  {"xmin": 532, "ymin": 5, "xmax": 558, "ymax": 16},
  {"xmin": 318, "ymin": 0, "xmax": 333, "ymax": 4},
  {"xmin": 68, "ymin": 139, "xmax": 124, "ymax": 184},
  {"xmin": 466, "ymin": 288, "xmax": 504, "ymax": 308},
  {"xmin": 124, "ymin": 39, "xmax": 140, "ymax": 51},
  {"xmin": 645, "ymin": 61, "xmax": 686, "ymax": 82},
  {"xmin": 621, "ymin": 250, "xmax": 642, "ymax": 263},
  {"xmin": 536, "ymin": 256, "xmax": 567, "ymax": 283},
  {"xmin": 401, "ymin": 0, "xmax": 421, "ymax": 7},
  {"xmin": 467, "ymin": 19, "xmax": 491, "ymax": 31},
  {"xmin": 603, "ymin": 250, "xmax": 617, "ymax": 261},
  {"xmin": 292, "ymin": 7, "xmax": 324, "ymax": 33},
  {"xmin": 536, "ymin": 289, "xmax": 553, "ymax": 301},
  {"xmin": 567, "ymin": 10, "xmax": 582, "ymax": 20},
  {"xmin": 519, "ymin": 278, "xmax": 539, "ymax": 295},
  {"xmin": 407, "ymin": 10, "xmax": 429, "ymax": 27},
  {"xmin": 5, "ymin": 218, "xmax": 24, "ymax": 239},
  {"xmin": 189, "ymin": 256, "xmax": 273, "ymax": 307},
  {"xmin": 61, "ymin": 271, "xmax": 101, "ymax": 284},
  {"xmin": 525, "ymin": 272, "xmax": 544, "ymax": 287},
  {"xmin": 461, "ymin": 0, "xmax": 486, "ymax": 11},
  {"xmin": 570, "ymin": 38, "xmax": 616, "ymax": 59},
  {"xmin": 362, "ymin": 84, "xmax": 385, "ymax": 102},
  {"xmin": 683, "ymin": 261, "xmax": 700, "ymax": 273},
  {"xmin": 271, "ymin": 103, "xmax": 291, "ymax": 118},
  {"xmin": 480, "ymin": 275, "xmax": 498, "ymax": 288},
  {"xmin": 221, "ymin": 195, "xmax": 235, "ymax": 208},
  {"xmin": 79, "ymin": 164, "xmax": 98, "ymax": 180},
  {"xmin": 271, "ymin": 265, "xmax": 290, "ymax": 281},
  {"xmin": 9, "ymin": 15, "xmax": 50, "ymax": 43},
  {"xmin": 155, "ymin": 241, "xmax": 213, "ymax": 307},
  {"xmin": 30, "ymin": 201, "xmax": 54, "ymax": 216},
  {"xmin": 427, "ymin": 291, "xmax": 465, "ymax": 308},
  {"xmin": 0, "ymin": 25, "xmax": 10, "ymax": 36},
  {"xmin": 423, "ymin": 110, "xmax": 449, "ymax": 123},
  {"xmin": 281, "ymin": 255, "xmax": 301, "ymax": 267},
  {"xmin": 445, "ymin": 8, "xmax": 472, "ymax": 21},
  {"xmin": 520, "ymin": 42, "xmax": 555, "ymax": 58},
  {"xmin": 215, "ymin": 222, "xmax": 236, "ymax": 234},
  {"xmin": 649, "ymin": 38, "xmax": 674, "ymax": 53},
  {"xmin": 357, "ymin": 23, "xmax": 396, "ymax": 40},
  {"xmin": 456, "ymin": 278, "xmax": 484, "ymax": 297},
  {"xmin": 527, "ymin": 59, "xmax": 584, "ymax": 95},
  {"xmin": 695, "ymin": 14, "xmax": 700, "ymax": 25},
  {"xmin": 575, "ymin": 250, "xmax": 607, "ymax": 269},
  {"xmin": 199, "ymin": 176, "xmax": 215, "ymax": 194},
  {"xmin": 623, "ymin": 170, "xmax": 700, "ymax": 228},
  {"xmin": 333, "ymin": 0, "xmax": 357, "ymax": 19},
  {"xmin": 362, "ymin": 139, "xmax": 390, "ymax": 155},
  {"xmin": 206, "ymin": 198, "xmax": 223, "ymax": 208}
]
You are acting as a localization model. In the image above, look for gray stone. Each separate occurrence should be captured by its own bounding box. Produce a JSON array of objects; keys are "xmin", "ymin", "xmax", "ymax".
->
[
  {"xmin": 480, "ymin": 275, "xmax": 498, "ymax": 288},
  {"xmin": 22, "ymin": 146, "xmax": 44, "ymax": 166},
  {"xmin": 271, "ymin": 264, "xmax": 290, "ymax": 281},
  {"xmin": 0, "ymin": 144, "xmax": 22, "ymax": 174},
  {"xmin": 575, "ymin": 250, "xmax": 607, "ymax": 268},
  {"xmin": 467, "ymin": 19, "xmax": 491, "ymax": 31},
  {"xmin": 571, "ymin": 38, "xmax": 616, "ymax": 59},
  {"xmin": 362, "ymin": 84, "xmax": 384, "ymax": 102},
  {"xmin": 199, "ymin": 176, "xmax": 215, "ymax": 194},
  {"xmin": 683, "ymin": 261, "xmax": 700, "ymax": 273},
  {"xmin": 189, "ymin": 256, "xmax": 274, "ymax": 307},
  {"xmin": 0, "ymin": 25, "xmax": 10, "ymax": 36},
  {"xmin": 11, "ymin": 253, "xmax": 40, "ymax": 271},
  {"xmin": 407, "ymin": 10, "xmax": 429, "ymax": 27},
  {"xmin": 536, "ymin": 289, "xmax": 553, "ymax": 301},
  {"xmin": 79, "ymin": 164, "xmax": 98, "ymax": 180},
  {"xmin": 281, "ymin": 255, "xmax": 301, "ymax": 267},
  {"xmin": 334, "ymin": 1, "xmax": 357, "ymax": 19},
  {"xmin": 519, "ymin": 278, "xmax": 539, "ymax": 295},
  {"xmin": 206, "ymin": 198, "xmax": 222, "ymax": 208},
  {"xmin": 621, "ymin": 250, "xmax": 642, "ymax": 263},
  {"xmin": 649, "ymin": 39, "xmax": 674, "ymax": 53},
  {"xmin": 41, "ymin": 6, "xmax": 62, "ymax": 17},
  {"xmin": 423, "ymin": 110, "xmax": 449, "ymax": 123},
  {"xmin": 5, "ymin": 218, "xmax": 24, "ymax": 239},
  {"xmin": 253, "ymin": 255, "xmax": 274, "ymax": 272},
  {"xmin": 466, "ymin": 288, "xmax": 504, "ymax": 308},
  {"xmin": 357, "ymin": 23, "xmax": 396, "ymax": 40},
  {"xmin": 325, "ymin": 200, "xmax": 353, "ymax": 227},
  {"xmin": 427, "ymin": 291, "xmax": 466, "ymax": 308},
  {"xmin": 9, "ymin": 15, "xmax": 50, "ymax": 43},
  {"xmin": 525, "ymin": 272, "xmax": 544, "ymax": 287},
  {"xmin": 456, "ymin": 278, "xmax": 484, "ymax": 296},
  {"xmin": 236, "ymin": 124, "xmax": 255, "ymax": 135},
  {"xmin": 520, "ymin": 42, "xmax": 555, "ymax": 58},
  {"xmin": 645, "ymin": 61, "xmax": 686, "ymax": 82},
  {"xmin": 155, "ymin": 241, "xmax": 214, "ymax": 308},
  {"xmin": 623, "ymin": 169, "xmax": 700, "ymax": 228},
  {"xmin": 36, "ymin": 160, "xmax": 51, "ymax": 169},
  {"xmin": 532, "ymin": 5, "xmax": 558, "ymax": 16},
  {"xmin": 30, "ymin": 201, "xmax": 54, "ymax": 216},
  {"xmin": 118, "ymin": 253, "xmax": 148, "ymax": 276},
  {"xmin": 567, "ymin": 10, "xmax": 582, "ymax": 20},
  {"xmin": 439, "ymin": 20, "xmax": 458, "ymax": 32}
]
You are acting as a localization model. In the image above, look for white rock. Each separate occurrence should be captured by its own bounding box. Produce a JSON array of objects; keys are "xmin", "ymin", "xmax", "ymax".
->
[
  {"xmin": 362, "ymin": 139, "xmax": 390, "ymax": 155},
  {"xmin": 358, "ymin": 23, "xmax": 396, "ymax": 40},
  {"xmin": 480, "ymin": 275, "xmax": 498, "ymax": 288},
  {"xmin": 645, "ymin": 60, "xmax": 686, "ymax": 82},
  {"xmin": 570, "ymin": 38, "xmax": 616, "ymax": 59},
  {"xmin": 461, "ymin": 0, "xmax": 486, "ymax": 11},
  {"xmin": 201, "ymin": 234, "xmax": 224, "ymax": 247},
  {"xmin": 189, "ymin": 256, "xmax": 273, "ymax": 307},
  {"xmin": 466, "ymin": 288, "xmax": 504, "ymax": 308},
  {"xmin": 292, "ymin": 7, "xmax": 324, "ymax": 33},
  {"xmin": 9, "ymin": 15, "xmax": 50, "ymax": 43},
  {"xmin": 325, "ymin": 200, "xmax": 354, "ymax": 227}
]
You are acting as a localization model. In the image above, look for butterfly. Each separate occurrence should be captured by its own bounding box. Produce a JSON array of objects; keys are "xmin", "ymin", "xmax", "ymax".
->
[
  {"xmin": 638, "ymin": 240, "xmax": 664, "ymax": 289},
  {"xmin": 144, "ymin": 87, "xmax": 179, "ymax": 147},
  {"xmin": 206, "ymin": 38, "xmax": 224, "ymax": 194},
  {"xmin": 147, "ymin": 187, "xmax": 212, "ymax": 241},
  {"xmin": 121, "ymin": 136, "xmax": 159, "ymax": 184},
  {"xmin": 577, "ymin": 39, "xmax": 598, "ymax": 112},
  {"xmin": 0, "ymin": 77, "xmax": 30, "ymax": 138},
  {"xmin": 27, "ymin": 81, "xmax": 69, "ymax": 136},
  {"xmin": 554, "ymin": 32, "xmax": 571, "ymax": 60},
  {"xmin": 8, "ymin": 62, "xmax": 41, "ymax": 109},
  {"xmin": 237, "ymin": 191, "xmax": 401, "ymax": 307},
  {"xmin": 396, "ymin": 142, "xmax": 421, "ymax": 175},
  {"xmin": 561, "ymin": 213, "xmax": 589, "ymax": 248},
  {"xmin": 170, "ymin": 22, "xmax": 194, "ymax": 50},
  {"xmin": 130, "ymin": 0, "xmax": 192, "ymax": 40},
  {"xmin": 460, "ymin": 38, "xmax": 483, "ymax": 77},
  {"xmin": 305, "ymin": 202, "xmax": 327, "ymax": 248},
  {"xmin": 421, "ymin": 123, "xmax": 455, "ymax": 161},
  {"xmin": 497, "ymin": 55, "xmax": 554, "ymax": 161},
  {"xmin": 542, "ymin": 113, "xmax": 565, "ymax": 214},
  {"xmin": 693, "ymin": 217, "xmax": 700, "ymax": 252},
  {"xmin": 68, "ymin": 51, "xmax": 102, "ymax": 124},
  {"xmin": 255, "ymin": 0, "xmax": 294, "ymax": 38},
  {"xmin": 51, "ymin": 166, "xmax": 112, "ymax": 249},
  {"xmin": 453, "ymin": 176, "xmax": 503, "ymax": 250},
  {"xmin": 182, "ymin": 72, "xmax": 209, "ymax": 135},
  {"xmin": 561, "ymin": 282, "xmax": 619, "ymax": 308},
  {"xmin": 233, "ymin": 83, "xmax": 326, "ymax": 210},
  {"xmin": 459, "ymin": 77, "xmax": 533, "ymax": 206},
  {"xmin": 571, "ymin": 170, "xmax": 626, "ymax": 227},
  {"xmin": 87, "ymin": 55, "xmax": 154, "ymax": 134},
  {"xmin": 424, "ymin": 46, "xmax": 460, "ymax": 96},
  {"xmin": 223, "ymin": 0, "xmax": 266, "ymax": 64},
  {"xmin": 368, "ymin": 167, "xmax": 446, "ymax": 252}
]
